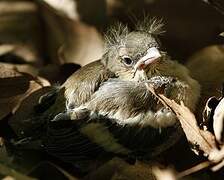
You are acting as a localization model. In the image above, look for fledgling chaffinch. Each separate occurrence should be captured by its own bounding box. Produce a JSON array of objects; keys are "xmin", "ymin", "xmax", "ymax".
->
[{"xmin": 42, "ymin": 18, "xmax": 200, "ymax": 165}]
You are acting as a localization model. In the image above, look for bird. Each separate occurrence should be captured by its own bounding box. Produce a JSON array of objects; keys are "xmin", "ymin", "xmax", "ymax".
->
[
  {"xmin": 55, "ymin": 18, "xmax": 200, "ymax": 120},
  {"xmin": 10, "ymin": 18, "xmax": 200, "ymax": 170}
]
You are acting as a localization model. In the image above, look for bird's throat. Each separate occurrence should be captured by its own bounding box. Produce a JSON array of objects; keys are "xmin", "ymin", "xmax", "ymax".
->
[{"xmin": 133, "ymin": 69, "xmax": 148, "ymax": 82}]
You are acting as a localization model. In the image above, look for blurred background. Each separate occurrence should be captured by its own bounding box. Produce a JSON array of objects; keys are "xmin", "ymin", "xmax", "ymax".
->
[{"xmin": 0, "ymin": 0, "xmax": 223, "ymax": 69}]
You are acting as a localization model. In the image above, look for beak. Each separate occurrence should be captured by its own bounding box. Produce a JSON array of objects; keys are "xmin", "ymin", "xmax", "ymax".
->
[{"xmin": 134, "ymin": 47, "xmax": 161, "ymax": 70}]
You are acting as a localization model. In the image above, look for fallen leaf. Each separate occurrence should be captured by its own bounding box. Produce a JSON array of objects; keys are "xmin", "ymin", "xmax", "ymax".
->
[
  {"xmin": 145, "ymin": 83, "xmax": 224, "ymax": 173},
  {"xmin": 0, "ymin": 44, "xmax": 42, "ymax": 66},
  {"xmin": 145, "ymin": 83, "xmax": 217, "ymax": 156},
  {"xmin": 39, "ymin": 63, "xmax": 81, "ymax": 84},
  {"xmin": 9, "ymin": 86, "xmax": 53, "ymax": 137},
  {"xmin": 0, "ymin": 1, "xmax": 44, "ymax": 66},
  {"xmin": 0, "ymin": 62, "xmax": 39, "ymax": 77},
  {"xmin": 40, "ymin": 3, "xmax": 104, "ymax": 66},
  {"xmin": 0, "ymin": 65, "xmax": 50, "ymax": 120},
  {"xmin": 42, "ymin": 0, "xmax": 79, "ymax": 20}
]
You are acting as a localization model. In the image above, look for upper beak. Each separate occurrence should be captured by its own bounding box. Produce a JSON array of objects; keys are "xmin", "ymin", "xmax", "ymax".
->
[{"xmin": 134, "ymin": 47, "xmax": 161, "ymax": 70}]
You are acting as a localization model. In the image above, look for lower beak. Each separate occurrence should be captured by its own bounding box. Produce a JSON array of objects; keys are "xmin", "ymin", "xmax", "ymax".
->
[{"xmin": 134, "ymin": 47, "xmax": 161, "ymax": 70}]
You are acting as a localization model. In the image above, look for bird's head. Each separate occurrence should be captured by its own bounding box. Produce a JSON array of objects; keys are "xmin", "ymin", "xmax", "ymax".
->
[{"xmin": 101, "ymin": 18, "xmax": 166, "ymax": 81}]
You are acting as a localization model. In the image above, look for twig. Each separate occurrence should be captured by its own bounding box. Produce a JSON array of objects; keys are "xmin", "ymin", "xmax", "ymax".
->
[{"xmin": 177, "ymin": 161, "xmax": 211, "ymax": 178}]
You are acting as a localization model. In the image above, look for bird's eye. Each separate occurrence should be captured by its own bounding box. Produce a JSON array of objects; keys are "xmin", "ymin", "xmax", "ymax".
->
[{"xmin": 122, "ymin": 56, "xmax": 133, "ymax": 66}]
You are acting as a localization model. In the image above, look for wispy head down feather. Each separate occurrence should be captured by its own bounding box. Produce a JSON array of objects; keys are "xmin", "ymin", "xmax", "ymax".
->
[
  {"xmin": 135, "ymin": 17, "xmax": 165, "ymax": 35},
  {"xmin": 104, "ymin": 17, "xmax": 165, "ymax": 51},
  {"xmin": 104, "ymin": 22, "xmax": 129, "ymax": 50}
]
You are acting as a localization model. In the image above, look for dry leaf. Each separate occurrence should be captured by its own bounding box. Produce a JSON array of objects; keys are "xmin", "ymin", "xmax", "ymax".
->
[
  {"xmin": 0, "ymin": 1, "xmax": 44, "ymax": 66},
  {"xmin": 145, "ymin": 83, "xmax": 224, "ymax": 173},
  {"xmin": 39, "ymin": 63, "xmax": 80, "ymax": 84},
  {"xmin": 40, "ymin": 2, "xmax": 104, "ymax": 66},
  {"xmin": 0, "ymin": 44, "xmax": 42, "ymax": 66},
  {"xmin": 0, "ymin": 66, "xmax": 31, "ymax": 119},
  {"xmin": 58, "ymin": 23, "xmax": 104, "ymax": 66},
  {"xmin": 0, "ymin": 65, "xmax": 50, "ymax": 120},
  {"xmin": 145, "ymin": 83, "xmax": 217, "ymax": 155},
  {"xmin": 42, "ymin": 0, "xmax": 79, "ymax": 20},
  {"xmin": 0, "ymin": 62, "xmax": 38, "ymax": 77},
  {"xmin": 9, "ymin": 86, "xmax": 53, "ymax": 137}
]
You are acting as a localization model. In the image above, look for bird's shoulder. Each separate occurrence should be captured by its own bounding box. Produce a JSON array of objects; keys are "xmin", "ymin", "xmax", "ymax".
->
[{"xmin": 62, "ymin": 60, "xmax": 115, "ymax": 106}]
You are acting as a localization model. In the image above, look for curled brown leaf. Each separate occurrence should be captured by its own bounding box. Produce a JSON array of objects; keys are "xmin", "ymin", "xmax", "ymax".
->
[
  {"xmin": 0, "ymin": 65, "xmax": 50, "ymax": 120},
  {"xmin": 145, "ymin": 83, "xmax": 224, "ymax": 174},
  {"xmin": 145, "ymin": 83, "xmax": 217, "ymax": 155}
]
